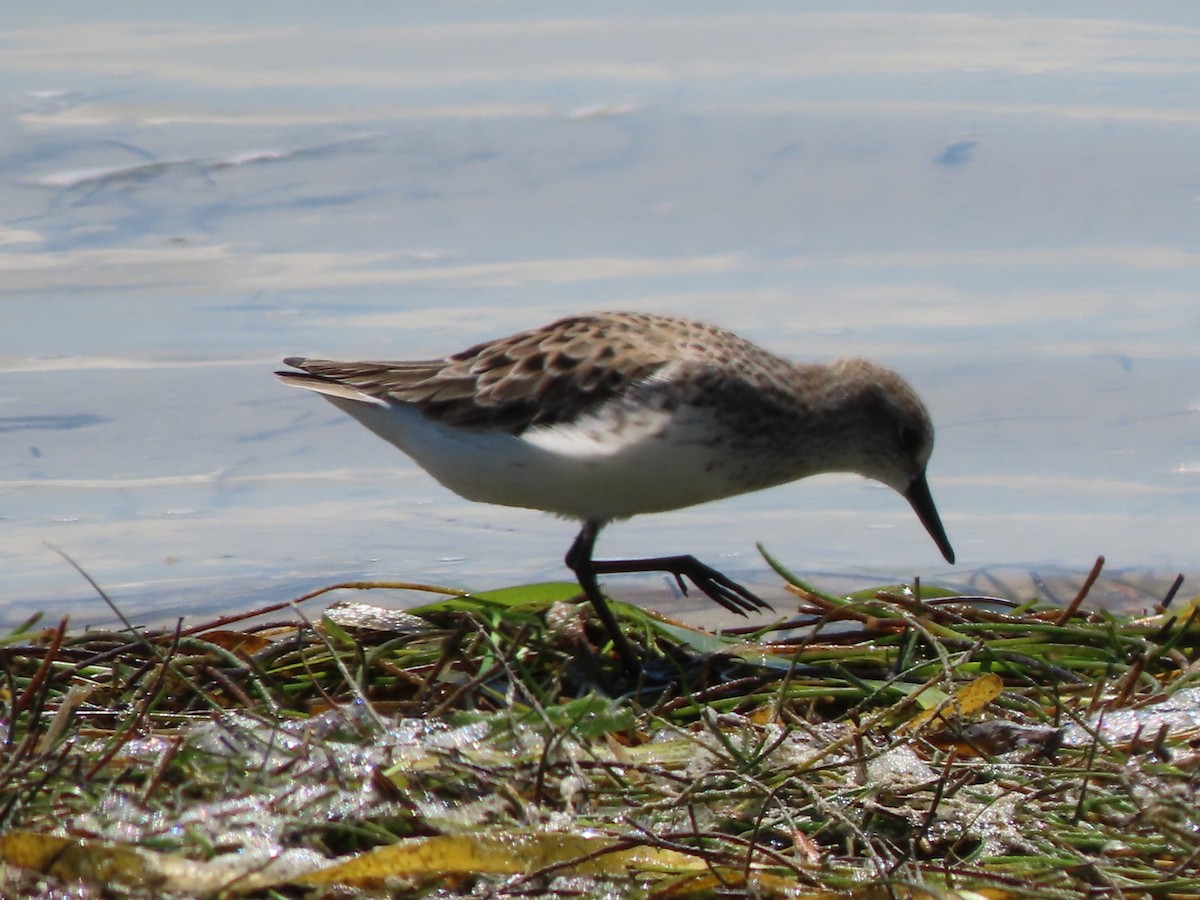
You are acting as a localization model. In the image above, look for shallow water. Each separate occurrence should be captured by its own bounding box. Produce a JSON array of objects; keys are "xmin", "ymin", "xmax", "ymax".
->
[{"xmin": 2, "ymin": 4, "xmax": 1198, "ymax": 627}]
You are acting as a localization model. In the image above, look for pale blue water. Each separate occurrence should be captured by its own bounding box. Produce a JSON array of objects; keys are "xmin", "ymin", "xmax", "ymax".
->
[{"xmin": 2, "ymin": 4, "xmax": 1198, "ymax": 626}]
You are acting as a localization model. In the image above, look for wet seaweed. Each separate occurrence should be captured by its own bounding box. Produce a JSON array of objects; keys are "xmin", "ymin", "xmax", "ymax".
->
[{"xmin": 0, "ymin": 558, "xmax": 1198, "ymax": 897}]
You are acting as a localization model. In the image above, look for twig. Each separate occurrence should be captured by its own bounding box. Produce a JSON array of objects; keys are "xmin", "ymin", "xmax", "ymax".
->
[
  {"xmin": 1054, "ymin": 556, "xmax": 1104, "ymax": 626},
  {"xmin": 1160, "ymin": 573, "xmax": 1185, "ymax": 609}
]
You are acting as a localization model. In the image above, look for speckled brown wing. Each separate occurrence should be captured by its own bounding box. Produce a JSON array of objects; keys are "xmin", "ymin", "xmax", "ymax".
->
[{"xmin": 281, "ymin": 314, "xmax": 683, "ymax": 434}]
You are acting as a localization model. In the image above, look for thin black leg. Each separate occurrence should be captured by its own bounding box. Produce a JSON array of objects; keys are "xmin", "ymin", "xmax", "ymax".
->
[{"xmin": 565, "ymin": 521, "xmax": 642, "ymax": 675}]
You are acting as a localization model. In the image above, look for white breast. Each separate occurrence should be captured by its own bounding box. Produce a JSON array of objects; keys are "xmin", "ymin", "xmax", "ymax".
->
[{"xmin": 322, "ymin": 393, "xmax": 752, "ymax": 521}]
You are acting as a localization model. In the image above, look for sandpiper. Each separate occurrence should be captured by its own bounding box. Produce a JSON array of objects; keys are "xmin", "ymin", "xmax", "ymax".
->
[{"xmin": 278, "ymin": 311, "xmax": 954, "ymax": 673}]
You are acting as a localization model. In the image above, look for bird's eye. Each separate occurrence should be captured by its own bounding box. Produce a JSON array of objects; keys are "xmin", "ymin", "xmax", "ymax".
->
[{"xmin": 898, "ymin": 425, "xmax": 922, "ymax": 454}]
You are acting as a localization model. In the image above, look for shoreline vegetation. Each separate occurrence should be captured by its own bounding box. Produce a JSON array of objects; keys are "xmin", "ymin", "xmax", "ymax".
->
[{"xmin": 1, "ymin": 553, "xmax": 1198, "ymax": 897}]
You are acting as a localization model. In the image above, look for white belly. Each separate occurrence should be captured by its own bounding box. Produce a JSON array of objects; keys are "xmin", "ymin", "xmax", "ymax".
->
[{"xmin": 323, "ymin": 396, "xmax": 755, "ymax": 521}]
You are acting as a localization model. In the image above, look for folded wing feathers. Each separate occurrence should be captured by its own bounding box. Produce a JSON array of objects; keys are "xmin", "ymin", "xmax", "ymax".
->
[{"xmin": 280, "ymin": 318, "xmax": 677, "ymax": 433}]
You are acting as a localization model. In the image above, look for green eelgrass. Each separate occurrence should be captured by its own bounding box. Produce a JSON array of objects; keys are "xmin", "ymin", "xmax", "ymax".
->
[{"xmin": 0, "ymin": 558, "xmax": 1197, "ymax": 897}]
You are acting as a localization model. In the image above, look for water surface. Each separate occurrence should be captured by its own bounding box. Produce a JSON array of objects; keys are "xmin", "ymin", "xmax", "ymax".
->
[{"xmin": 2, "ymin": 4, "xmax": 1198, "ymax": 627}]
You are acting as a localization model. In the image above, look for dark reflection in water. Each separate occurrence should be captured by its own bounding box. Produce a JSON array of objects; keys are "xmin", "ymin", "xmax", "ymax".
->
[{"xmin": 0, "ymin": 414, "xmax": 106, "ymax": 433}]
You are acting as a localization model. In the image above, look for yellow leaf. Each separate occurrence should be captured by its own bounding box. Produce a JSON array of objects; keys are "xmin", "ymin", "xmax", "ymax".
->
[
  {"xmin": 300, "ymin": 831, "xmax": 704, "ymax": 886},
  {"xmin": 0, "ymin": 832, "xmax": 165, "ymax": 890},
  {"xmin": 898, "ymin": 673, "xmax": 1004, "ymax": 735}
]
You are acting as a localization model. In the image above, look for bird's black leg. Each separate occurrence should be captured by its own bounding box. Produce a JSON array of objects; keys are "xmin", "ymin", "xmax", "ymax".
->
[
  {"xmin": 565, "ymin": 521, "xmax": 642, "ymax": 675},
  {"xmin": 589, "ymin": 555, "xmax": 773, "ymax": 617}
]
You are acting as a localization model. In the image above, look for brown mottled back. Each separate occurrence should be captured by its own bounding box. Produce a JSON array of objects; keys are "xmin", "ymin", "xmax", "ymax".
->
[{"xmin": 283, "ymin": 312, "xmax": 782, "ymax": 433}]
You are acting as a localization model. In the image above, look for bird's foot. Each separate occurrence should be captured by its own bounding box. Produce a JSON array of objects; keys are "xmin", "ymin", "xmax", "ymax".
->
[{"xmin": 590, "ymin": 555, "xmax": 774, "ymax": 617}]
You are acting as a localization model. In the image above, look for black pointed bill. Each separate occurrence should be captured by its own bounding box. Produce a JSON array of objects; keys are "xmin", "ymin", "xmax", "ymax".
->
[{"xmin": 904, "ymin": 472, "xmax": 955, "ymax": 564}]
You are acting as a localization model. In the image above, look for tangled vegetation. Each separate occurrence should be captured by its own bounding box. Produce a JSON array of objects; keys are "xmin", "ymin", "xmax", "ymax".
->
[{"xmin": 0, "ymin": 554, "xmax": 1198, "ymax": 897}]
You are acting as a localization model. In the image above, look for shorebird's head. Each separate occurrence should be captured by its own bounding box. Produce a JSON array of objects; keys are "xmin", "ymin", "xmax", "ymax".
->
[{"xmin": 829, "ymin": 359, "xmax": 955, "ymax": 565}]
